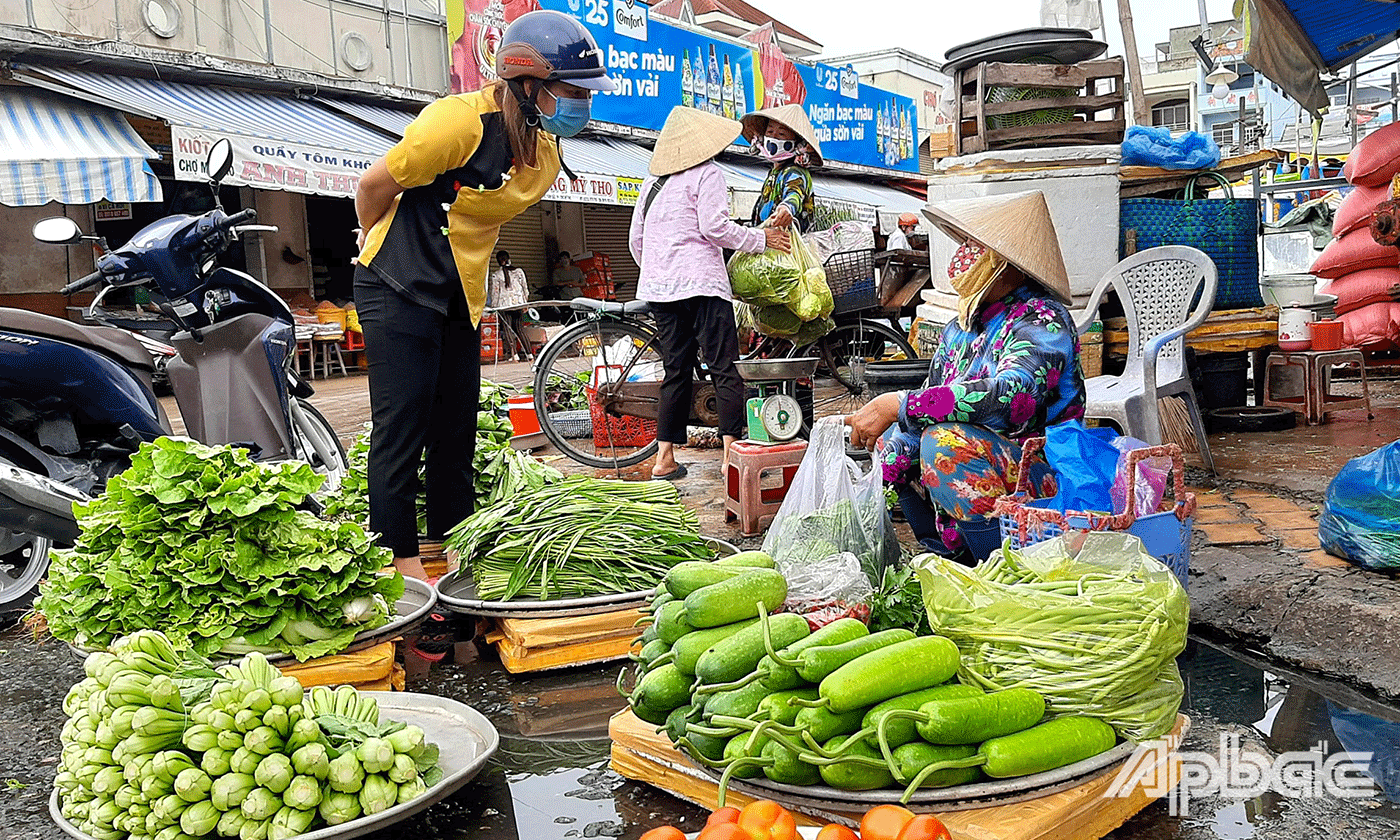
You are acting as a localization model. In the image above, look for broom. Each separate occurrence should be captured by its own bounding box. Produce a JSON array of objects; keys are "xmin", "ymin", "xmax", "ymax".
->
[{"xmin": 1157, "ymin": 396, "xmax": 1199, "ymax": 454}]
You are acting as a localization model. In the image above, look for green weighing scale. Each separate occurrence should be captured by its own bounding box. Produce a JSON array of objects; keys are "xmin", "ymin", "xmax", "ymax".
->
[{"xmin": 734, "ymin": 357, "xmax": 819, "ymax": 443}]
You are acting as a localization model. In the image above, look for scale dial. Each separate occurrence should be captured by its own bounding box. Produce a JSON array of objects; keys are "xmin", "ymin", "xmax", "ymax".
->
[{"xmin": 760, "ymin": 394, "xmax": 803, "ymax": 441}]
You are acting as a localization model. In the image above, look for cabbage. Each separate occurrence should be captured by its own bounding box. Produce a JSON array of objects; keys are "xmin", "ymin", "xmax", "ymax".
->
[
  {"xmin": 728, "ymin": 248, "xmax": 803, "ymax": 306},
  {"xmin": 754, "ymin": 305, "xmax": 803, "ymax": 338},
  {"xmin": 790, "ymin": 267, "xmax": 834, "ymax": 321},
  {"xmin": 793, "ymin": 316, "xmax": 836, "ymax": 346}
]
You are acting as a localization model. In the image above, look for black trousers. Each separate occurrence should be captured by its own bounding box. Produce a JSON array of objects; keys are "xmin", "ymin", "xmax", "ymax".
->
[
  {"xmin": 650, "ymin": 296, "xmax": 745, "ymax": 443},
  {"xmin": 354, "ymin": 267, "xmax": 480, "ymax": 557}
]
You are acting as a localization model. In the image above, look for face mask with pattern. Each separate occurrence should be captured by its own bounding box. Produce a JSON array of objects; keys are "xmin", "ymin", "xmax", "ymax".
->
[{"xmin": 947, "ymin": 240, "xmax": 1009, "ymax": 329}]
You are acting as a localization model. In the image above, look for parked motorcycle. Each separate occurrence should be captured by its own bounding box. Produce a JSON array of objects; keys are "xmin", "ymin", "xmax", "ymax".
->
[{"xmin": 0, "ymin": 140, "xmax": 348, "ymax": 614}]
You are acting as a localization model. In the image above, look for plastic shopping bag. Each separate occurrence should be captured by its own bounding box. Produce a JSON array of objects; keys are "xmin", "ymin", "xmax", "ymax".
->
[
  {"xmin": 762, "ymin": 417, "xmax": 898, "ymax": 597},
  {"xmin": 1319, "ymin": 440, "xmax": 1400, "ymax": 570},
  {"xmin": 1041, "ymin": 421, "xmax": 1119, "ymax": 513},
  {"xmin": 1110, "ymin": 435, "xmax": 1171, "ymax": 516},
  {"xmin": 727, "ymin": 238, "xmax": 804, "ymax": 307}
]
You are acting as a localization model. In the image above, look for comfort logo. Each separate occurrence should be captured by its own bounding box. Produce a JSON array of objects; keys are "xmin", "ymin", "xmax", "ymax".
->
[{"xmin": 502, "ymin": 56, "xmax": 535, "ymax": 67}]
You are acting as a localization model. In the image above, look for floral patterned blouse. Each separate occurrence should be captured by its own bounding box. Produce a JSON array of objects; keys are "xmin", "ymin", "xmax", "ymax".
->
[
  {"xmin": 899, "ymin": 285, "xmax": 1086, "ymax": 436},
  {"xmin": 751, "ymin": 163, "xmax": 815, "ymax": 233}
]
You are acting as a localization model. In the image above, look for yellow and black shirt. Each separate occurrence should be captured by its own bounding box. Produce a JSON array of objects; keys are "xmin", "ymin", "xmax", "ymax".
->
[{"xmin": 357, "ymin": 89, "xmax": 560, "ymax": 326}]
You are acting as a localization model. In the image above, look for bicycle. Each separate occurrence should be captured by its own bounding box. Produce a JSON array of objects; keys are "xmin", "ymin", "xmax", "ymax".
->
[{"xmin": 531, "ymin": 248, "xmax": 916, "ymax": 469}]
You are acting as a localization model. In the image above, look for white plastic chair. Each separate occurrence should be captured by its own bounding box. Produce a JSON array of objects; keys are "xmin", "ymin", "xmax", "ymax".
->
[{"xmin": 1074, "ymin": 246, "xmax": 1217, "ymax": 472}]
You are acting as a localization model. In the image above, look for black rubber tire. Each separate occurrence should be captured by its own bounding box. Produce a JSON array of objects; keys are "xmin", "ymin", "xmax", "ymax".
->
[{"xmin": 1207, "ymin": 406, "xmax": 1297, "ymax": 433}]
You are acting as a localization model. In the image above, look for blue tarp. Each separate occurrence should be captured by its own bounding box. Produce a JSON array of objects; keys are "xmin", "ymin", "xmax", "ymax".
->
[{"xmin": 1278, "ymin": 0, "xmax": 1400, "ymax": 71}]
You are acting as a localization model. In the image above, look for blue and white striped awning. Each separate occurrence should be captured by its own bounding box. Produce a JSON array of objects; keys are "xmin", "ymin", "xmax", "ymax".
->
[
  {"xmin": 17, "ymin": 66, "xmax": 398, "ymax": 153},
  {"xmin": 315, "ymin": 98, "xmax": 421, "ymax": 138},
  {"xmin": 0, "ymin": 88, "xmax": 161, "ymax": 207}
]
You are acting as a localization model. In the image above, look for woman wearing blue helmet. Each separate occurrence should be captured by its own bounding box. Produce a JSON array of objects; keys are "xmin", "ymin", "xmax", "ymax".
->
[{"xmin": 353, "ymin": 10, "xmax": 614, "ymax": 580}]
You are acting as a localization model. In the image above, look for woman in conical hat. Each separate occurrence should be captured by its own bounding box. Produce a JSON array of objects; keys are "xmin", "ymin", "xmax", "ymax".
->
[
  {"xmin": 631, "ymin": 106, "xmax": 790, "ymax": 480},
  {"xmin": 847, "ymin": 190, "xmax": 1086, "ymax": 563},
  {"xmin": 741, "ymin": 104, "xmax": 822, "ymax": 233}
]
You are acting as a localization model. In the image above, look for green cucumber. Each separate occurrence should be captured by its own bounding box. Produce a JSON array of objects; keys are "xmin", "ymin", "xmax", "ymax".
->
[
  {"xmin": 814, "ymin": 735, "xmax": 896, "ymax": 791},
  {"xmin": 721, "ymin": 730, "xmax": 771, "ymax": 779},
  {"xmin": 694, "ymin": 613, "xmax": 809, "ymax": 686},
  {"xmin": 681, "ymin": 569, "xmax": 787, "ymax": 628},
  {"xmin": 914, "ymin": 688, "xmax": 1047, "ymax": 745},
  {"xmin": 891, "ymin": 743, "xmax": 982, "ymax": 788},
  {"xmin": 761, "ymin": 737, "xmax": 820, "ymax": 785},
  {"xmin": 896, "ymin": 716, "xmax": 1117, "ymax": 804},
  {"xmin": 701, "ymin": 680, "xmax": 772, "ymax": 723},
  {"xmin": 679, "ymin": 730, "xmax": 729, "ymax": 764},
  {"xmin": 756, "ymin": 688, "xmax": 820, "ymax": 727},
  {"xmin": 664, "ymin": 563, "xmax": 745, "ymax": 598},
  {"xmin": 815, "ymin": 636, "xmax": 960, "ymax": 714},
  {"xmin": 639, "ymin": 622, "xmax": 659, "ymax": 645},
  {"xmin": 654, "ymin": 601, "xmax": 698, "ymax": 645},
  {"xmin": 671, "ymin": 619, "xmax": 760, "ymax": 676},
  {"xmin": 647, "ymin": 591, "xmax": 676, "ymax": 612},
  {"xmin": 631, "ymin": 664, "xmax": 690, "ymax": 713},
  {"xmin": 635, "ymin": 639, "xmax": 671, "ymax": 668},
  {"xmin": 631, "ymin": 701, "xmax": 670, "ymax": 726},
  {"xmin": 759, "ymin": 617, "xmax": 869, "ymax": 690},
  {"xmin": 794, "ymin": 629, "xmax": 915, "ymax": 683},
  {"xmin": 793, "ymin": 703, "xmax": 869, "ymax": 744},
  {"xmin": 663, "ymin": 706, "xmax": 691, "ymax": 744},
  {"xmin": 715, "ymin": 550, "xmax": 776, "ymax": 568},
  {"xmin": 862, "ymin": 684, "xmax": 984, "ymax": 749}
]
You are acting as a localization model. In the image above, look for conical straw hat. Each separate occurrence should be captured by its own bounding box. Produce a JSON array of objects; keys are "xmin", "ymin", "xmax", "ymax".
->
[
  {"xmin": 740, "ymin": 104, "xmax": 824, "ymax": 167},
  {"xmin": 922, "ymin": 191, "xmax": 1073, "ymax": 304},
  {"xmin": 649, "ymin": 107, "xmax": 742, "ymax": 176}
]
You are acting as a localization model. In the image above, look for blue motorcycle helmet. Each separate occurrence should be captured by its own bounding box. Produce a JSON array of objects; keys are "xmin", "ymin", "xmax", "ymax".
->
[{"xmin": 497, "ymin": 10, "xmax": 616, "ymax": 136}]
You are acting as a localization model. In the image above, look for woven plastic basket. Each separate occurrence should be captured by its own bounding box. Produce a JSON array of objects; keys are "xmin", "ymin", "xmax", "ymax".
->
[
  {"xmin": 992, "ymin": 439, "xmax": 1197, "ymax": 589},
  {"xmin": 825, "ymin": 249, "xmax": 879, "ymax": 315},
  {"xmin": 549, "ymin": 409, "xmax": 593, "ymax": 439}
]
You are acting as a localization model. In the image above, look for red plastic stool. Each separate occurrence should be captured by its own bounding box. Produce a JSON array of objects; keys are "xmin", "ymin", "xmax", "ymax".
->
[{"xmin": 725, "ymin": 440, "xmax": 808, "ymax": 538}]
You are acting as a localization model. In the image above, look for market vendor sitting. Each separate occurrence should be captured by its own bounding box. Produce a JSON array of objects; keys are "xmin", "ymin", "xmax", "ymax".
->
[{"xmin": 846, "ymin": 191, "xmax": 1085, "ymax": 563}]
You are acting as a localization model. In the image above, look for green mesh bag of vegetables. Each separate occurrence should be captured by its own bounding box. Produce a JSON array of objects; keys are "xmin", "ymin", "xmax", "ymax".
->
[
  {"xmin": 915, "ymin": 532, "xmax": 1189, "ymax": 741},
  {"xmin": 792, "ymin": 315, "xmax": 836, "ymax": 346}
]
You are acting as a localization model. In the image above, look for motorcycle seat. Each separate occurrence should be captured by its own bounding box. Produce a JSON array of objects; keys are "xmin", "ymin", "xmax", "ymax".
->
[{"xmin": 0, "ymin": 308, "xmax": 155, "ymax": 372}]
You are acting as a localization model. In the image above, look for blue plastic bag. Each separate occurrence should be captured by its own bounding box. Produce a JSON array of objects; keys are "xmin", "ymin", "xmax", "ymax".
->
[
  {"xmin": 1042, "ymin": 421, "xmax": 1119, "ymax": 514},
  {"xmin": 1120, "ymin": 125, "xmax": 1222, "ymax": 170},
  {"xmin": 1318, "ymin": 440, "xmax": 1400, "ymax": 570}
]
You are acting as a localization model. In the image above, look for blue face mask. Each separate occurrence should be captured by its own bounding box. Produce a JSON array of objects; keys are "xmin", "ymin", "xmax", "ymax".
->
[{"xmin": 540, "ymin": 96, "xmax": 591, "ymax": 137}]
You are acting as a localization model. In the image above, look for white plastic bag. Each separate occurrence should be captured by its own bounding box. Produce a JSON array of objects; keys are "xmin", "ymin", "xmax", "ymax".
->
[
  {"xmin": 762, "ymin": 417, "xmax": 897, "ymax": 596},
  {"xmin": 1110, "ymin": 436, "xmax": 1170, "ymax": 516}
]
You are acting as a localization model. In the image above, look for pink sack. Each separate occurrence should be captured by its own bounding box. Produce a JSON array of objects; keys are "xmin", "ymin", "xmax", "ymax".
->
[
  {"xmin": 1333, "ymin": 184, "xmax": 1391, "ymax": 237},
  {"xmin": 1337, "ymin": 302, "xmax": 1400, "ymax": 348},
  {"xmin": 1344, "ymin": 121, "xmax": 1400, "ymax": 186},
  {"xmin": 1321, "ymin": 267, "xmax": 1400, "ymax": 306},
  {"xmin": 1311, "ymin": 229, "xmax": 1399, "ymax": 279}
]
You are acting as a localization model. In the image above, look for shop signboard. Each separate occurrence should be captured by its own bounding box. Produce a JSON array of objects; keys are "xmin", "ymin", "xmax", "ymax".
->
[
  {"xmin": 94, "ymin": 200, "xmax": 132, "ymax": 221},
  {"xmin": 543, "ymin": 171, "xmax": 644, "ymax": 205},
  {"xmin": 448, "ymin": 0, "xmax": 918, "ymax": 174},
  {"xmin": 169, "ymin": 126, "xmax": 379, "ymax": 200}
]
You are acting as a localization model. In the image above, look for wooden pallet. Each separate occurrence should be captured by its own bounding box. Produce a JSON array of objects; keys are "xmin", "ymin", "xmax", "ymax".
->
[
  {"xmin": 955, "ymin": 58, "xmax": 1126, "ymax": 155},
  {"xmin": 484, "ymin": 608, "xmax": 645, "ymax": 674},
  {"xmin": 279, "ymin": 640, "xmax": 406, "ymax": 691},
  {"xmin": 609, "ymin": 709, "xmax": 1186, "ymax": 839}
]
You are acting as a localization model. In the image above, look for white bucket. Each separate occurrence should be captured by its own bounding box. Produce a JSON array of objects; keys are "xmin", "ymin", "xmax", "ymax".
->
[{"xmin": 1260, "ymin": 274, "xmax": 1318, "ymax": 307}]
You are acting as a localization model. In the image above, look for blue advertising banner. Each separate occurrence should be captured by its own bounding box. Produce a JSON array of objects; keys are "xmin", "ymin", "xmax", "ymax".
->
[{"xmin": 449, "ymin": 0, "xmax": 918, "ymax": 174}]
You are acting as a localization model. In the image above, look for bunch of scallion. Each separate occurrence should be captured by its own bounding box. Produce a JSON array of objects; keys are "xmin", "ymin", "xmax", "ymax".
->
[{"xmin": 445, "ymin": 477, "xmax": 714, "ymax": 601}]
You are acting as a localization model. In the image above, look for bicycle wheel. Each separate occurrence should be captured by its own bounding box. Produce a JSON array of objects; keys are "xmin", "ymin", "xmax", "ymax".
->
[
  {"xmin": 808, "ymin": 317, "xmax": 916, "ymax": 418},
  {"xmin": 533, "ymin": 318, "xmax": 663, "ymax": 469}
]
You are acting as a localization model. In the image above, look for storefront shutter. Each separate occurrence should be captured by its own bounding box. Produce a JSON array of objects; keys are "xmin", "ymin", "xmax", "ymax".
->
[
  {"xmin": 493, "ymin": 207, "xmax": 548, "ymax": 297},
  {"xmin": 583, "ymin": 205, "xmax": 640, "ymax": 300}
]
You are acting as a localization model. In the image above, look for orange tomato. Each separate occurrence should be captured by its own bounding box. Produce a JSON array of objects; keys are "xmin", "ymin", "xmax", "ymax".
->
[
  {"xmin": 639, "ymin": 828, "xmax": 687, "ymax": 840},
  {"xmin": 697, "ymin": 823, "xmax": 751, "ymax": 840},
  {"xmin": 895, "ymin": 815, "xmax": 952, "ymax": 840},
  {"xmin": 707, "ymin": 807, "xmax": 742, "ymax": 827},
  {"xmin": 815, "ymin": 824, "xmax": 861, "ymax": 840},
  {"xmin": 859, "ymin": 804, "xmax": 916, "ymax": 840},
  {"xmin": 737, "ymin": 800, "xmax": 798, "ymax": 840}
]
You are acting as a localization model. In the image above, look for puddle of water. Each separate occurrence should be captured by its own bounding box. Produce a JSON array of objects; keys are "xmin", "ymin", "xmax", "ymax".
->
[{"xmin": 372, "ymin": 616, "xmax": 1400, "ymax": 840}]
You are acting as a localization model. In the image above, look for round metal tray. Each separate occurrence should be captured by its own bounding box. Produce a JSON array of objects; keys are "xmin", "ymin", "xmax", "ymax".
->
[
  {"xmin": 435, "ymin": 537, "xmax": 736, "ymax": 618},
  {"xmin": 694, "ymin": 738, "xmax": 1139, "ymax": 813},
  {"xmin": 736, "ymin": 357, "xmax": 820, "ymax": 383},
  {"xmin": 65, "ymin": 576, "xmax": 437, "ymax": 664},
  {"xmin": 50, "ymin": 690, "xmax": 499, "ymax": 840}
]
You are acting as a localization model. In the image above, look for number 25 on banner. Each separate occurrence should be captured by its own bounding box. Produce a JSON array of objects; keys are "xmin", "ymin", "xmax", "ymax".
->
[{"xmin": 582, "ymin": 0, "xmax": 606, "ymax": 26}]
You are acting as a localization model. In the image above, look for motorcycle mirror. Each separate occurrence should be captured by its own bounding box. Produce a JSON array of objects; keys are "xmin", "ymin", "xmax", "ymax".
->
[
  {"xmin": 32, "ymin": 217, "xmax": 84, "ymax": 245},
  {"xmin": 206, "ymin": 139, "xmax": 234, "ymax": 184}
]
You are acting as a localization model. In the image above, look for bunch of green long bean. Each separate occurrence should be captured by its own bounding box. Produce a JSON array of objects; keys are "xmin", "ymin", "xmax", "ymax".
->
[
  {"xmin": 915, "ymin": 533, "xmax": 1189, "ymax": 741},
  {"xmin": 445, "ymin": 477, "xmax": 714, "ymax": 601}
]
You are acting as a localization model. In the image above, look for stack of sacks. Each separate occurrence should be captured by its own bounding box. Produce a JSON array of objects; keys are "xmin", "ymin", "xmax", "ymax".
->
[{"xmin": 1313, "ymin": 124, "xmax": 1400, "ymax": 348}]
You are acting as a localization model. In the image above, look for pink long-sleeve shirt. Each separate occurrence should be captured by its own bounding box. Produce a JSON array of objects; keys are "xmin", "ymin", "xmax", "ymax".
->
[{"xmin": 629, "ymin": 162, "xmax": 767, "ymax": 303}]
